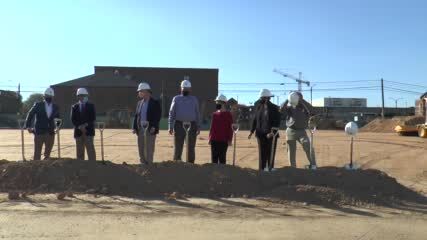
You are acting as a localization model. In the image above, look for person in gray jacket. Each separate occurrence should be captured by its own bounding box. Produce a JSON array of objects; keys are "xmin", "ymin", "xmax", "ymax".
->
[
  {"xmin": 168, "ymin": 79, "xmax": 201, "ymax": 163},
  {"xmin": 281, "ymin": 92, "xmax": 317, "ymax": 169}
]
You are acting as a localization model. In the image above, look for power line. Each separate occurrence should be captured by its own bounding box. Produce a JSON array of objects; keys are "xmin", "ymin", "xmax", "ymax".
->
[
  {"xmin": 219, "ymin": 80, "xmax": 380, "ymax": 85},
  {"xmin": 220, "ymin": 86, "xmax": 380, "ymax": 92},
  {"xmin": 384, "ymin": 87, "xmax": 424, "ymax": 95},
  {"xmin": 219, "ymin": 82, "xmax": 299, "ymax": 85},
  {"xmin": 384, "ymin": 80, "xmax": 427, "ymax": 89}
]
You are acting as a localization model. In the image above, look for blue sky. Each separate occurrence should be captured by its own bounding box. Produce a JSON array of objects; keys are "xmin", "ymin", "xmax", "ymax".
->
[{"xmin": 0, "ymin": 0, "xmax": 426, "ymax": 107}]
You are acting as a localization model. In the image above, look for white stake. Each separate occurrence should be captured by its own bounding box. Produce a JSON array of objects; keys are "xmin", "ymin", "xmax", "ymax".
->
[
  {"xmin": 18, "ymin": 119, "xmax": 26, "ymax": 161},
  {"xmin": 231, "ymin": 123, "xmax": 240, "ymax": 166}
]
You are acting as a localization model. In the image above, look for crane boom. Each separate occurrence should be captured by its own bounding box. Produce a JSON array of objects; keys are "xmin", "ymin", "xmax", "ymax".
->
[{"xmin": 273, "ymin": 69, "xmax": 310, "ymax": 92}]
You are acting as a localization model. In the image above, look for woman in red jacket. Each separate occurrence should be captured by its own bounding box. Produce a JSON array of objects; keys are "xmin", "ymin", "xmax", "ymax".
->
[{"xmin": 209, "ymin": 94, "xmax": 233, "ymax": 164}]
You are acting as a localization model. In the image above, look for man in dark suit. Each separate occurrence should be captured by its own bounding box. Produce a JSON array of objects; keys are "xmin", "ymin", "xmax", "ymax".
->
[
  {"xmin": 132, "ymin": 82, "xmax": 161, "ymax": 164},
  {"xmin": 248, "ymin": 89, "xmax": 281, "ymax": 171},
  {"xmin": 25, "ymin": 88, "xmax": 60, "ymax": 160},
  {"xmin": 71, "ymin": 88, "xmax": 96, "ymax": 161}
]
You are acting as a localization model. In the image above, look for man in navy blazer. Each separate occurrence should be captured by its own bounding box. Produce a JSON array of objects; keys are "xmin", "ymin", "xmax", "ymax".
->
[
  {"xmin": 25, "ymin": 88, "xmax": 60, "ymax": 160},
  {"xmin": 71, "ymin": 88, "xmax": 96, "ymax": 161},
  {"xmin": 132, "ymin": 82, "xmax": 161, "ymax": 164}
]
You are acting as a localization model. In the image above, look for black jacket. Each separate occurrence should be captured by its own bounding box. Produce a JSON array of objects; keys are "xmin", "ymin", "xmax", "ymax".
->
[
  {"xmin": 71, "ymin": 102, "xmax": 96, "ymax": 138},
  {"xmin": 251, "ymin": 101, "xmax": 281, "ymax": 137},
  {"xmin": 132, "ymin": 98, "xmax": 162, "ymax": 134},
  {"xmin": 25, "ymin": 101, "xmax": 60, "ymax": 135}
]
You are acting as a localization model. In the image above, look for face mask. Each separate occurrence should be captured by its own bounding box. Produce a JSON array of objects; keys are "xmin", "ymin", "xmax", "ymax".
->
[
  {"xmin": 182, "ymin": 91, "xmax": 190, "ymax": 96},
  {"xmin": 81, "ymin": 96, "xmax": 89, "ymax": 103},
  {"xmin": 215, "ymin": 104, "xmax": 222, "ymax": 110},
  {"xmin": 45, "ymin": 97, "xmax": 52, "ymax": 103}
]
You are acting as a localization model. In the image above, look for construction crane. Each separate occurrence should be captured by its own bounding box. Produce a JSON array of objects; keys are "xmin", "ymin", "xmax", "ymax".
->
[{"xmin": 273, "ymin": 69, "xmax": 310, "ymax": 92}]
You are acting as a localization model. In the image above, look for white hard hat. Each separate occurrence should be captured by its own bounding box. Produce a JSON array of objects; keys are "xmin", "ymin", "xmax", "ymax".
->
[
  {"xmin": 44, "ymin": 88, "xmax": 54, "ymax": 97},
  {"xmin": 259, "ymin": 89, "xmax": 274, "ymax": 98},
  {"xmin": 215, "ymin": 94, "xmax": 227, "ymax": 102},
  {"xmin": 76, "ymin": 88, "xmax": 89, "ymax": 96},
  {"xmin": 288, "ymin": 92, "xmax": 300, "ymax": 106},
  {"xmin": 137, "ymin": 82, "xmax": 151, "ymax": 92},
  {"xmin": 181, "ymin": 80, "xmax": 192, "ymax": 88},
  {"xmin": 345, "ymin": 121, "xmax": 358, "ymax": 136}
]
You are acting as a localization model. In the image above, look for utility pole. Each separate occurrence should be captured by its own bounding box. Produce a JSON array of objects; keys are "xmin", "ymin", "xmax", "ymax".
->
[
  {"xmin": 389, "ymin": 97, "xmax": 403, "ymax": 109},
  {"xmin": 310, "ymin": 86, "xmax": 313, "ymax": 105},
  {"xmin": 381, "ymin": 78, "xmax": 385, "ymax": 119}
]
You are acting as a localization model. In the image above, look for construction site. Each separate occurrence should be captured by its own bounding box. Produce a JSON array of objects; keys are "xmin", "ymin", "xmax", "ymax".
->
[
  {"xmin": 1, "ymin": 1, "xmax": 427, "ymax": 239},
  {"xmin": 0, "ymin": 67, "xmax": 427, "ymax": 239},
  {"xmin": 0, "ymin": 113, "xmax": 427, "ymax": 239}
]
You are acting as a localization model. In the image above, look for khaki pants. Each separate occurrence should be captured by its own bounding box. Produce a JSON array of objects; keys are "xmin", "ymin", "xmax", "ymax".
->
[
  {"xmin": 75, "ymin": 135, "xmax": 96, "ymax": 161},
  {"xmin": 286, "ymin": 128, "xmax": 316, "ymax": 167},
  {"xmin": 34, "ymin": 133, "xmax": 55, "ymax": 160},
  {"xmin": 137, "ymin": 129, "xmax": 157, "ymax": 164}
]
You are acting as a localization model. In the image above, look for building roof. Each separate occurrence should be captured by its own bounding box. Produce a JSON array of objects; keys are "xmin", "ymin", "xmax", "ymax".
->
[
  {"xmin": 94, "ymin": 66, "xmax": 219, "ymax": 73},
  {"xmin": 52, "ymin": 72, "xmax": 138, "ymax": 88}
]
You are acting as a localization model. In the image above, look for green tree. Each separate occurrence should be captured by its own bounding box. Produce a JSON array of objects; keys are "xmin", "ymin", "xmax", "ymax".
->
[
  {"xmin": 22, "ymin": 93, "xmax": 44, "ymax": 114},
  {"xmin": 0, "ymin": 90, "xmax": 22, "ymax": 114}
]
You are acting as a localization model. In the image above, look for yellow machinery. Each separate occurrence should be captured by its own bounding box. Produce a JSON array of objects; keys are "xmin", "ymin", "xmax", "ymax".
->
[
  {"xmin": 417, "ymin": 123, "xmax": 427, "ymax": 138},
  {"xmin": 394, "ymin": 96, "xmax": 427, "ymax": 137},
  {"xmin": 394, "ymin": 125, "xmax": 418, "ymax": 136}
]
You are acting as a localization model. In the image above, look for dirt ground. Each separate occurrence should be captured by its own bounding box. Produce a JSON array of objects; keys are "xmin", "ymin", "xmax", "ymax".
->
[{"xmin": 0, "ymin": 129, "xmax": 426, "ymax": 239}]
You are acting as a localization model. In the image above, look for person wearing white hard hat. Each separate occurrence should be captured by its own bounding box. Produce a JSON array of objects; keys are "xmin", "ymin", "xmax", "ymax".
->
[
  {"xmin": 248, "ymin": 89, "xmax": 281, "ymax": 171},
  {"xmin": 71, "ymin": 88, "xmax": 96, "ymax": 161},
  {"xmin": 132, "ymin": 82, "xmax": 161, "ymax": 165},
  {"xmin": 281, "ymin": 91, "xmax": 316, "ymax": 168},
  {"xmin": 168, "ymin": 79, "xmax": 201, "ymax": 163},
  {"xmin": 25, "ymin": 87, "xmax": 60, "ymax": 160},
  {"xmin": 209, "ymin": 94, "xmax": 233, "ymax": 164}
]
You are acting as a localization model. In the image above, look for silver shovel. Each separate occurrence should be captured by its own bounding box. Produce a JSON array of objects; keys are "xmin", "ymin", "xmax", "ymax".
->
[
  {"xmin": 18, "ymin": 119, "xmax": 26, "ymax": 161},
  {"xmin": 231, "ymin": 123, "xmax": 240, "ymax": 166},
  {"xmin": 268, "ymin": 127, "xmax": 280, "ymax": 172},
  {"xmin": 54, "ymin": 118, "xmax": 63, "ymax": 159},
  {"xmin": 141, "ymin": 121, "xmax": 150, "ymax": 164},
  {"xmin": 97, "ymin": 122, "xmax": 106, "ymax": 164},
  {"xmin": 182, "ymin": 121, "xmax": 192, "ymax": 163}
]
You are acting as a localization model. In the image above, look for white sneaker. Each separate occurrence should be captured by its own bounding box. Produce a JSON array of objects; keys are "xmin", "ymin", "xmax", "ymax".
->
[{"xmin": 305, "ymin": 165, "xmax": 317, "ymax": 170}]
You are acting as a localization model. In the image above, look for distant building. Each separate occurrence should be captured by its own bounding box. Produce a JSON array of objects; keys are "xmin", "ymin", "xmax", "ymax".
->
[
  {"xmin": 52, "ymin": 66, "xmax": 218, "ymax": 128},
  {"xmin": 314, "ymin": 97, "xmax": 367, "ymax": 108},
  {"xmin": 415, "ymin": 92, "xmax": 427, "ymax": 116}
]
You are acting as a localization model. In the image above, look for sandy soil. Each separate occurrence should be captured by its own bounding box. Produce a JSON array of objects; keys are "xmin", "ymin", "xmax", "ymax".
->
[
  {"xmin": 0, "ymin": 129, "xmax": 426, "ymax": 239},
  {"xmin": 1, "ymin": 129, "xmax": 426, "ymax": 191},
  {"xmin": 0, "ymin": 194, "xmax": 426, "ymax": 240}
]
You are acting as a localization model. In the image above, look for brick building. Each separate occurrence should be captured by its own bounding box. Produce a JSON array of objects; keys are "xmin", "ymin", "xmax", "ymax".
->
[{"xmin": 52, "ymin": 66, "xmax": 218, "ymax": 128}]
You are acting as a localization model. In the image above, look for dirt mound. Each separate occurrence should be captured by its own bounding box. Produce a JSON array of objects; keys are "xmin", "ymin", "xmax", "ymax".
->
[
  {"xmin": 0, "ymin": 159, "xmax": 425, "ymax": 207},
  {"xmin": 361, "ymin": 116, "xmax": 424, "ymax": 133}
]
